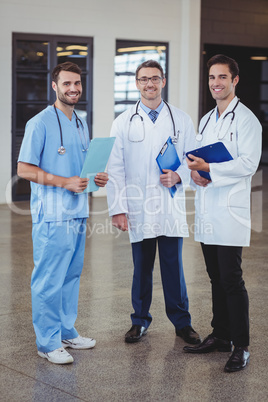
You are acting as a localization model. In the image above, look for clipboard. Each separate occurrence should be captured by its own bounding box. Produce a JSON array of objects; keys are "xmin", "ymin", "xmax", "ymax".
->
[
  {"xmin": 186, "ymin": 142, "xmax": 233, "ymax": 180},
  {"xmin": 156, "ymin": 136, "xmax": 181, "ymax": 198},
  {"xmin": 76, "ymin": 137, "xmax": 116, "ymax": 194}
]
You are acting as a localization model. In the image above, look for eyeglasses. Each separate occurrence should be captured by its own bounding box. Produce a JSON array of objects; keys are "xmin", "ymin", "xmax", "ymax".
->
[{"xmin": 136, "ymin": 76, "xmax": 163, "ymax": 85}]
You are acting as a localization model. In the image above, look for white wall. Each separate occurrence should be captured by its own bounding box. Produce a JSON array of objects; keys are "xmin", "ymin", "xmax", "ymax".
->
[{"xmin": 0, "ymin": 0, "xmax": 201, "ymax": 204}]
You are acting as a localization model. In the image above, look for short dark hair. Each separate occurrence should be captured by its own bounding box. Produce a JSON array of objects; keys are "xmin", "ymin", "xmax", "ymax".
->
[
  {"xmin": 52, "ymin": 62, "xmax": 82, "ymax": 84},
  {"xmin": 207, "ymin": 54, "xmax": 239, "ymax": 80},
  {"xmin": 135, "ymin": 59, "xmax": 165, "ymax": 80}
]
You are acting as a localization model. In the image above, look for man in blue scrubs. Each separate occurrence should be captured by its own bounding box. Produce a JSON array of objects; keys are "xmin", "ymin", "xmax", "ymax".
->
[{"xmin": 17, "ymin": 62, "xmax": 108, "ymax": 364}]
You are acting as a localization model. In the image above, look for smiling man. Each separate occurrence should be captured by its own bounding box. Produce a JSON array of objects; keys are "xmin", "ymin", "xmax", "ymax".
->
[
  {"xmin": 17, "ymin": 62, "xmax": 108, "ymax": 364},
  {"xmin": 107, "ymin": 59, "xmax": 200, "ymax": 345},
  {"xmin": 185, "ymin": 54, "xmax": 262, "ymax": 373}
]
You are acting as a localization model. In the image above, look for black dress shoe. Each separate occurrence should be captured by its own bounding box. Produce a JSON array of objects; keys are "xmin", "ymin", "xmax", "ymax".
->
[
  {"xmin": 224, "ymin": 347, "xmax": 250, "ymax": 372},
  {"xmin": 125, "ymin": 325, "xmax": 147, "ymax": 343},
  {"xmin": 176, "ymin": 326, "xmax": 201, "ymax": 345},
  {"xmin": 183, "ymin": 334, "xmax": 232, "ymax": 353}
]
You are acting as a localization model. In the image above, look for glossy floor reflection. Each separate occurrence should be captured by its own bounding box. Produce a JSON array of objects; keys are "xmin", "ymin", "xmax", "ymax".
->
[{"xmin": 0, "ymin": 167, "xmax": 267, "ymax": 401}]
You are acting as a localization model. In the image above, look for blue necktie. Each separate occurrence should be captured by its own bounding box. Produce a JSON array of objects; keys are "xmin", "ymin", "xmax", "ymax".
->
[{"xmin": 149, "ymin": 110, "xmax": 158, "ymax": 123}]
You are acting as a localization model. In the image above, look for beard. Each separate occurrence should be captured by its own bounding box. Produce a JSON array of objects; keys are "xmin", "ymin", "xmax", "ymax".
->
[{"xmin": 57, "ymin": 89, "xmax": 82, "ymax": 106}]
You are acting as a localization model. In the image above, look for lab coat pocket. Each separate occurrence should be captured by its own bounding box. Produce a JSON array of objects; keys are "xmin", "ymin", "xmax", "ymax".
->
[
  {"xmin": 125, "ymin": 179, "xmax": 144, "ymax": 216},
  {"xmin": 219, "ymin": 180, "xmax": 249, "ymax": 208},
  {"xmin": 221, "ymin": 137, "xmax": 238, "ymax": 159}
]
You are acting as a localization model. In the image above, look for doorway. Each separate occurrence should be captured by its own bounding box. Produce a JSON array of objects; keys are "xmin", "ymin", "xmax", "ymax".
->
[
  {"xmin": 12, "ymin": 33, "xmax": 93, "ymax": 201},
  {"xmin": 201, "ymin": 44, "xmax": 268, "ymax": 164}
]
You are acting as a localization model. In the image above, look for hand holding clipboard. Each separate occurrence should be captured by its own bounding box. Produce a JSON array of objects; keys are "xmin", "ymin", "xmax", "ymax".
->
[
  {"xmin": 186, "ymin": 142, "xmax": 233, "ymax": 180},
  {"xmin": 156, "ymin": 136, "xmax": 181, "ymax": 197},
  {"xmin": 76, "ymin": 137, "xmax": 115, "ymax": 194}
]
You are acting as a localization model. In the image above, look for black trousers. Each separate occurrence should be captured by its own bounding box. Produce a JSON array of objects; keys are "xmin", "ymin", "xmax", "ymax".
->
[{"xmin": 201, "ymin": 243, "xmax": 249, "ymax": 347}]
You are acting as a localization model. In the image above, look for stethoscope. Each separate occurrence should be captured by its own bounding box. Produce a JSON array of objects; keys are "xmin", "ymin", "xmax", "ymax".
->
[
  {"xmin": 196, "ymin": 98, "xmax": 240, "ymax": 141},
  {"xmin": 128, "ymin": 100, "xmax": 179, "ymax": 143},
  {"xmin": 54, "ymin": 105, "xmax": 89, "ymax": 155}
]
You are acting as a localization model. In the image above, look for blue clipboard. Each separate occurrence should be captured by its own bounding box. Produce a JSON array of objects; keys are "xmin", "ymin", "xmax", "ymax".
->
[
  {"xmin": 186, "ymin": 142, "xmax": 233, "ymax": 180},
  {"xmin": 76, "ymin": 137, "xmax": 116, "ymax": 194},
  {"xmin": 156, "ymin": 136, "xmax": 181, "ymax": 198}
]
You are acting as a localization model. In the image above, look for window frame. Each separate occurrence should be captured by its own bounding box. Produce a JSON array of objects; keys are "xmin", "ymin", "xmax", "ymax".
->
[
  {"xmin": 114, "ymin": 39, "xmax": 169, "ymax": 118},
  {"xmin": 12, "ymin": 33, "xmax": 93, "ymax": 201}
]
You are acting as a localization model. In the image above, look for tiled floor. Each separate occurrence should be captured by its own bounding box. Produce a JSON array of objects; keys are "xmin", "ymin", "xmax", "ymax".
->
[{"xmin": 0, "ymin": 167, "xmax": 267, "ymax": 402}]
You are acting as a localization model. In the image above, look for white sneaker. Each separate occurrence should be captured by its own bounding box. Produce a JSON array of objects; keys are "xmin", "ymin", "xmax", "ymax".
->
[
  {"xmin": 62, "ymin": 335, "xmax": 96, "ymax": 349},
  {"xmin": 38, "ymin": 347, "xmax": 74, "ymax": 364}
]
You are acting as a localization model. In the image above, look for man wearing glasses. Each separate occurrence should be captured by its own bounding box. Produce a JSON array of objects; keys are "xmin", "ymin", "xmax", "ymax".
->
[{"xmin": 107, "ymin": 60, "xmax": 200, "ymax": 345}]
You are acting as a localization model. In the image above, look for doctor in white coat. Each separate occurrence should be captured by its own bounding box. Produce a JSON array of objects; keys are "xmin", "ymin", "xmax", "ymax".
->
[
  {"xmin": 107, "ymin": 60, "xmax": 201, "ymax": 345},
  {"xmin": 185, "ymin": 54, "xmax": 262, "ymax": 373}
]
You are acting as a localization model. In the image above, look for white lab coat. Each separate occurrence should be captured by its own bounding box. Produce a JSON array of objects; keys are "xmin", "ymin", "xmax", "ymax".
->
[
  {"xmin": 193, "ymin": 96, "xmax": 262, "ymax": 247},
  {"xmin": 107, "ymin": 102, "xmax": 196, "ymax": 243}
]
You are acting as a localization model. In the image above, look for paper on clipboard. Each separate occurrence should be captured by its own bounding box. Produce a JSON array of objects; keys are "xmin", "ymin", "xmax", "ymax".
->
[
  {"xmin": 156, "ymin": 136, "xmax": 181, "ymax": 198},
  {"xmin": 76, "ymin": 137, "xmax": 116, "ymax": 194},
  {"xmin": 186, "ymin": 141, "xmax": 233, "ymax": 180}
]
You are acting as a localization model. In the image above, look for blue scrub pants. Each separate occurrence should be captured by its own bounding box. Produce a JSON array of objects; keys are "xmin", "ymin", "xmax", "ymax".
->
[
  {"xmin": 31, "ymin": 217, "xmax": 87, "ymax": 353},
  {"xmin": 131, "ymin": 236, "xmax": 191, "ymax": 330}
]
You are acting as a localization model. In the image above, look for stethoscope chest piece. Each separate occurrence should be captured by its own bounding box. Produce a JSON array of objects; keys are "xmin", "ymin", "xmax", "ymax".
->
[
  {"xmin": 58, "ymin": 146, "xmax": 66, "ymax": 155},
  {"xmin": 196, "ymin": 133, "xmax": 203, "ymax": 142}
]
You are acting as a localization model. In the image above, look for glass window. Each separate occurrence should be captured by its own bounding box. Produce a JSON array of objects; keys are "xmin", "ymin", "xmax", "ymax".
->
[
  {"xmin": 261, "ymin": 60, "xmax": 268, "ymax": 81},
  {"xmin": 75, "ymin": 105, "xmax": 88, "ymax": 122},
  {"xmin": 114, "ymin": 40, "xmax": 168, "ymax": 118},
  {"xmin": 12, "ymin": 34, "xmax": 93, "ymax": 201},
  {"xmin": 57, "ymin": 42, "xmax": 88, "ymax": 70},
  {"xmin": 260, "ymin": 104, "xmax": 268, "ymax": 122},
  {"xmin": 16, "ymin": 40, "xmax": 48, "ymax": 69},
  {"xmin": 260, "ymin": 84, "xmax": 268, "ymax": 101},
  {"xmin": 79, "ymin": 75, "xmax": 88, "ymax": 102},
  {"xmin": 16, "ymin": 72, "xmax": 48, "ymax": 101},
  {"xmin": 16, "ymin": 104, "xmax": 48, "ymax": 130}
]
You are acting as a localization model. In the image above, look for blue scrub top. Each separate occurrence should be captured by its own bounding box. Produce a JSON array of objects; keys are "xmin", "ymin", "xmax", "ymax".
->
[{"xmin": 18, "ymin": 105, "xmax": 90, "ymax": 222}]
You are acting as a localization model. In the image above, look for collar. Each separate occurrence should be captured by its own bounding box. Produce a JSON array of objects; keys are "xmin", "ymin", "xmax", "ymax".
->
[
  {"xmin": 139, "ymin": 99, "xmax": 164, "ymax": 115},
  {"xmin": 215, "ymin": 96, "xmax": 239, "ymax": 122}
]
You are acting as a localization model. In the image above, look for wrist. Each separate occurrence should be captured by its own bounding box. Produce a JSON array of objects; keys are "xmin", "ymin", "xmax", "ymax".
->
[
  {"xmin": 175, "ymin": 172, "xmax": 181, "ymax": 184},
  {"xmin": 202, "ymin": 162, "xmax": 210, "ymax": 172},
  {"xmin": 56, "ymin": 176, "xmax": 68, "ymax": 189}
]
